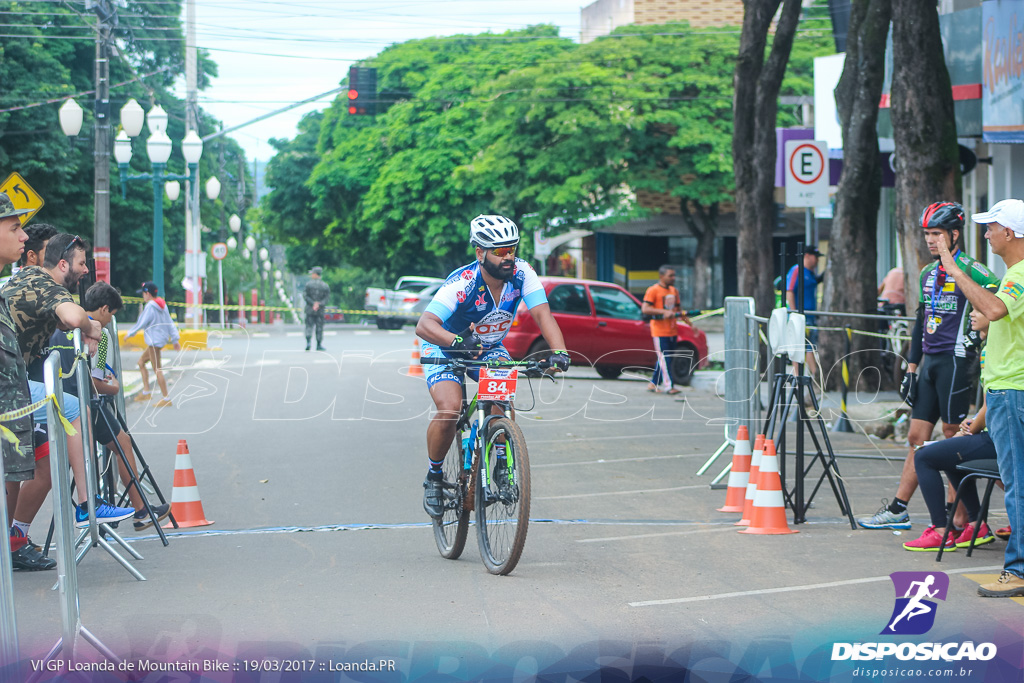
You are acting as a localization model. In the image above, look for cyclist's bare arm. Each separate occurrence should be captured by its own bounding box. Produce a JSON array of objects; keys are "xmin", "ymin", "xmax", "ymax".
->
[
  {"xmin": 416, "ymin": 312, "xmax": 459, "ymax": 347},
  {"xmin": 528, "ymin": 303, "xmax": 567, "ymax": 352}
]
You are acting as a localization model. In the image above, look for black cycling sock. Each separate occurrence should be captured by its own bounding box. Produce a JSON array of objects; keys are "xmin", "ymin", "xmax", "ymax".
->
[
  {"xmin": 428, "ymin": 459, "xmax": 443, "ymax": 476},
  {"xmin": 889, "ymin": 498, "xmax": 908, "ymax": 514}
]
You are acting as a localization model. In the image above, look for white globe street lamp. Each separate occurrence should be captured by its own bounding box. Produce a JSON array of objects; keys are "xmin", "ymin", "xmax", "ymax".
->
[
  {"xmin": 146, "ymin": 130, "xmax": 173, "ymax": 165},
  {"xmin": 227, "ymin": 236, "xmax": 238, "ymax": 250},
  {"xmin": 146, "ymin": 105, "xmax": 168, "ymax": 135},
  {"xmin": 274, "ymin": 270, "xmax": 282, "ymax": 280},
  {"xmin": 229, "ymin": 214, "xmax": 241, "ymax": 233},
  {"xmin": 181, "ymin": 130, "xmax": 203, "ymax": 166},
  {"xmin": 165, "ymin": 181, "xmax": 180, "ymax": 201},
  {"xmin": 113, "ymin": 130, "xmax": 133, "ymax": 166},
  {"xmin": 120, "ymin": 99, "xmax": 145, "ymax": 137},
  {"xmin": 58, "ymin": 99, "xmax": 84, "ymax": 137},
  {"xmin": 242, "ymin": 248, "xmax": 250, "ymax": 259},
  {"xmin": 205, "ymin": 176, "xmax": 221, "ymax": 200},
  {"xmin": 245, "ymin": 235, "xmax": 256, "ymax": 252},
  {"xmin": 259, "ymin": 247, "xmax": 269, "ymax": 262},
  {"xmin": 262, "ymin": 260, "xmax": 272, "ymax": 272}
]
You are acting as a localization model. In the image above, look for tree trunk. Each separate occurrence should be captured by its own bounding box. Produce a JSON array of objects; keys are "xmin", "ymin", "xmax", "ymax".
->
[
  {"xmin": 680, "ymin": 201, "xmax": 719, "ymax": 310},
  {"xmin": 820, "ymin": 0, "xmax": 891, "ymax": 390},
  {"xmin": 732, "ymin": 0, "xmax": 803, "ymax": 318},
  {"xmin": 891, "ymin": 2, "xmax": 960, "ymax": 317}
]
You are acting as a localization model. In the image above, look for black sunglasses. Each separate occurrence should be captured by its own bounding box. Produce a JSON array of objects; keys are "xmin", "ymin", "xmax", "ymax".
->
[{"xmin": 59, "ymin": 235, "xmax": 84, "ymax": 262}]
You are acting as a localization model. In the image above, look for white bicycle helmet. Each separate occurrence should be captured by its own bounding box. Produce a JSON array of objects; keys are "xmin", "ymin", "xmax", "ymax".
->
[{"xmin": 469, "ymin": 214, "xmax": 519, "ymax": 249}]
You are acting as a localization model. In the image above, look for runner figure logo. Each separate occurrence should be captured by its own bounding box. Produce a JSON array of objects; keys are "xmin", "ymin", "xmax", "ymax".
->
[{"xmin": 882, "ymin": 571, "xmax": 948, "ymax": 635}]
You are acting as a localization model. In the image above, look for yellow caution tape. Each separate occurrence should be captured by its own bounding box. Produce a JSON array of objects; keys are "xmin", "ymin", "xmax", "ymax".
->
[{"xmin": 0, "ymin": 393, "xmax": 77, "ymax": 455}]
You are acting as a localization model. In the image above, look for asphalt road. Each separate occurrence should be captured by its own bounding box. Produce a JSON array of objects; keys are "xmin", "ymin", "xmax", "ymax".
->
[{"xmin": 8, "ymin": 324, "xmax": 1022, "ymax": 681}]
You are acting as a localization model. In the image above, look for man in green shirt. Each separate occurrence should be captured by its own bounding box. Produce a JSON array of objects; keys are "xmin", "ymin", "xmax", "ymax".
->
[{"xmin": 937, "ymin": 199, "xmax": 1024, "ymax": 597}]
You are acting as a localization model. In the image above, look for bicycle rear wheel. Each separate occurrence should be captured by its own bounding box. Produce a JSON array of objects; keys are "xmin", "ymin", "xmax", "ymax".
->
[
  {"xmin": 475, "ymin": 417, "xmax": 531, "ymax": 575},
  {"xmin": 433, "ymin": 437, "xmax": 471, "ymax": 559}
]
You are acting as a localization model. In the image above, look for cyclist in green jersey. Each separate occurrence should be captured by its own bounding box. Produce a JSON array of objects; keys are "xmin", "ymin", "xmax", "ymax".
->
[{"xmin": 859, "ymin": 202, "xmax": 1000, "ymax": 531}]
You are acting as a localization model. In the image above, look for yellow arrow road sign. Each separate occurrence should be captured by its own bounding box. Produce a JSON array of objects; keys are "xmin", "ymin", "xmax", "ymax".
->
[{"xmin": 0, "ymin": 173, "xmax": 44, "ymax": 224}]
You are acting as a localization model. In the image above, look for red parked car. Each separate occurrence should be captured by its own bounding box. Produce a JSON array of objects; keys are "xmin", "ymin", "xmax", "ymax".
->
[{"xmin": 503, "ymin": 277, "xmax": 709, "ymax": 385}]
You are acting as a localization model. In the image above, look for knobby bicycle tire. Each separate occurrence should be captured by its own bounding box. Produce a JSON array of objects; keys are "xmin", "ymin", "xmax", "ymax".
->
[
  {"xmin": 475, "ymin": 417, "xmax": 531, "ymax": 575},
  {"xmin": 433, "ymin": 437, "xmax": 471, "ymax": 559}
]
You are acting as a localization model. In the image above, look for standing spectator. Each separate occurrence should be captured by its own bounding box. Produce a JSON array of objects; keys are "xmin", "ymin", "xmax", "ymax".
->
[
  {"xmin": 858, "ymin": 202, "xmax": 1000, "ymax": 531},
  {"xmin": 0, "ymin": 194, "xmax": 51, "ymax": 570},
  {"xmin": 0, "ymin": 223, "xmax": 56, "ymax": 295},
  {"xmin": 49, "ymin": 282, "xmax": 170, "ymax": 530},
  {"xmin": 785, "ymin": 245, "xmax": 824, "ymax": 377},
  {"xmin": 878, "ymin": 265, "xmax": 906, "ymax": 306},
  {"xmin": 935, "ymin": 199, "xmax": 1024, "ymax": 597},
  {"xmin": 125, "ymin": 281, "xmax": 180, "ymax": 407},
  {"xmin": 641, "ymin": 265, "xmax": 682, "ymax": 395},
  {"xmin": 303, "ymin": 266, "xmax": 330, "ymax": 351},
  {"xmin": 3, "ymin": 232, "xmax": 132, "ymax": 554}
]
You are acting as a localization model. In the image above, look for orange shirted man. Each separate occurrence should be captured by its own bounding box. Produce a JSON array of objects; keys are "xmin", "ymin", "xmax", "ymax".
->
[{"xmin": 641, "ymin": 265, "xmax": 682, "ymax": 394}]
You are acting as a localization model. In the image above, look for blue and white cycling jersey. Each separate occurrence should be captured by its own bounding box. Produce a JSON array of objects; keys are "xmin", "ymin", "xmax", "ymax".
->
[{"xmin": 424, "ymin": 258, "xmax": 547, "ymax": 348}]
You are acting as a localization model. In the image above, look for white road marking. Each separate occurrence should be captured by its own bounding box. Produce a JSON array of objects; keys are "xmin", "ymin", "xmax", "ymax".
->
[
  {"xmin": 578, "ymin": 527, "xmax": 733, "ymax": 543},
  {"xmin": 325, "ymin": 331, "xmax": 338, "ymax": 336},
  {"xmin": 314, "ymin": 359, "xmax": 337, "ymax": 364},
  {"xmin": 255, "ymin": 359, "xmax": 281, "ymax": 366},
  {"xmin": 252, "ymin": 332, "xmax": 270, "ymax": 338},
  {"xmin": 535, "ymin": 453, "xmax": 694, "ymax": 468},
  {"xmin": 628, "ymin": 565, "xmax": 1005, "ymax": 607},
  {"xmin": 354, "ymin": 331, "xmax": 372, "ymax": 336},
  {"xmin": 388, "ymin": 330, "xmax": 406, "ymax": 334},
  {"xmin": 536, "ymin": 484, "xmax": 707, "ymax": 501},
  {"xmin": 529, "ymin": 432, "xmax": 698, "ymax": 445},
  {"xmin": 286, "ymin": 332, "xmax": 302, "ymax": 337}
]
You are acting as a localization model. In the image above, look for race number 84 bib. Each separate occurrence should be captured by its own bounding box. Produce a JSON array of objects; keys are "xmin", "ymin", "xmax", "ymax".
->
[{"xmin": 478, "ymin": 367, "xmax": 518, "ymax": 401}]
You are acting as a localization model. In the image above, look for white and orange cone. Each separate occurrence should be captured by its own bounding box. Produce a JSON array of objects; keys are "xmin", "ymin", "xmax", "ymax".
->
[
  {"xmin": 739, "ymin": 439, "xmax": 797, "ymax": 535},
  {"xmin": 717, "ymin": 425, "xmax": 751, "ymax": 513},
  {"xmin": 735, "ymin": 433, "xmax": 766, "ymax": 526},
  {"xmin": 408, "ymin": 339, "xmax": 424, "ymax": 378},
  {"xmin": 163, "ymin": 439, "xmax": 213, "ymax": 528}
]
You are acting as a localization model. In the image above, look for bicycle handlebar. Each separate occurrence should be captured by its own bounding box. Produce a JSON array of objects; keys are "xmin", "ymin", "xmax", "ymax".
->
[{"xmin": 419, "ymin": 356, "xmax": 552, "ymax": 370}]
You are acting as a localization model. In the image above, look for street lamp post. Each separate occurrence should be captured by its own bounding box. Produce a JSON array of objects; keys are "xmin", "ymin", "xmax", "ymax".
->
[{"xmin": 114, "ymin": 105, "xmax": 203, "ymax": 295}]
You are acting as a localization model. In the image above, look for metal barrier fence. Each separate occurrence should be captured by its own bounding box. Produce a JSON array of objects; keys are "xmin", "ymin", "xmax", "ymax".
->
[
  {"xmin": 1, "ymin": 324, "xmax": 135, "ymax": 680},
  {"xmin": 723, "ymin": 300, "xmax": 915, "ymax": 444}
]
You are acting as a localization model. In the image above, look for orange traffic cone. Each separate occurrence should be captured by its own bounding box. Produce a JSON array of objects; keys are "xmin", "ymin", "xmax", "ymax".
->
[
  {"xmin": 735, "ymin": 433, "xmax": 766, "ymax": 526},
  {"xmin": 162, "ymin": 440, "xmax": 213, "ymax": 528},
  {"xmin": 408, "ymin": 339, "xmax": 424, "ymax": 377},
  {"xmin": 717, "ymin": 425, "xmax": 751, "ymax": 513},
  {"xmin": 739, "ymin": 439, "xmax": 797, "ymax": 535}
]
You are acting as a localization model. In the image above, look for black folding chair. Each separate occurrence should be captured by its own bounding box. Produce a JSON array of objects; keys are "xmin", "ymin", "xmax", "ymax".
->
[{"xmin": 937, "ymin": 458, "xmax": 1002, "ymax": 562}]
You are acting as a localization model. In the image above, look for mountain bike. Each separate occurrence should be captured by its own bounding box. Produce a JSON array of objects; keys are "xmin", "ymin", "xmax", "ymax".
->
[{"xmin": 421, "ymin": 355, "xmax": 552, "ymax": 575}]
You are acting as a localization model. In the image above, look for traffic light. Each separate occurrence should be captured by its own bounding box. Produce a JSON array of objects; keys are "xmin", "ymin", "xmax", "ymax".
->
[{"xmin": 347, "ymin": 66, "xmax": 377, "ymax": 116}]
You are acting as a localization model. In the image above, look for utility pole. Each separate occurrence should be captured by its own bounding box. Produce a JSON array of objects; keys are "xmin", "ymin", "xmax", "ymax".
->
[
  {"xmin": 89, "ymin": 0, "xmax": 118, "ymax": 283},
  {"xmin": 184, "ymin": 0, "xmax": 202, "ymax": 327}
]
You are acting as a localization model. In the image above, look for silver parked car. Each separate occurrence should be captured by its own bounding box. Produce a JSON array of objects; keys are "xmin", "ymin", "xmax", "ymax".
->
[{"xmin": 376, "ymin": 276, "xmax": 444, "ymax": 329}]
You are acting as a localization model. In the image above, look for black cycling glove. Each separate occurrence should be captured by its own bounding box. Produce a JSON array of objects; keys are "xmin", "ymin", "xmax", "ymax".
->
[
  {"xmin": 899, "ymin": 372, "xmax": 918, "ymax": 407},
  {"xmin": 549, "ymin": 350, "xmax": 571, "ymax": 372},
  {"xmin": 448, "ymin": 334, "xmax": 483, "ymax": 357}
]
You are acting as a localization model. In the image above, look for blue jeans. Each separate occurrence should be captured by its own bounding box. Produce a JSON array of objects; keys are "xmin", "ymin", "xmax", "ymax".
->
[
  {"xmin": 651, "ymin": 336, "xmax": 677, "ymax": 389},
  {"xmin": 987, "ymin": 389, "xmax": 1024, "ymax": 578}
]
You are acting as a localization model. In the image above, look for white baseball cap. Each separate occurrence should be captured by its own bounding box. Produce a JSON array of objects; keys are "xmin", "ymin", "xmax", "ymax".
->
[{"xmin": 972, "ymin": 199, "xmax": 1024, "ymax": 238}]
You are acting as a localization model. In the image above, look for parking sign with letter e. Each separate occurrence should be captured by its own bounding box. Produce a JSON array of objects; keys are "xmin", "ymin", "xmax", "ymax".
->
[{"xmin": 784, "ymin": 140, "xmax": 829, "ymax": 207}]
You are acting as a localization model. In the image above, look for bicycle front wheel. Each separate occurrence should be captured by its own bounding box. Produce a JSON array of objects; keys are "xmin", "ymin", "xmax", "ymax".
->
[
  {"xmin": 433, "ymin": 437, "xmax": 470, "ymax": 559},
  {"xmin": 475, "ymin": 417, "xmax": 531, "ymax": 575}
]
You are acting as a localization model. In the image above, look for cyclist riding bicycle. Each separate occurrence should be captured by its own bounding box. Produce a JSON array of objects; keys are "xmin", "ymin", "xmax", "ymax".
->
[
  {"xmin": 859, "ymin": 201, "xmax": 1000, "ymax": 530},
  {"xmin": 415, "ymin": 215, "xmax": 570, "ymax": 519}
]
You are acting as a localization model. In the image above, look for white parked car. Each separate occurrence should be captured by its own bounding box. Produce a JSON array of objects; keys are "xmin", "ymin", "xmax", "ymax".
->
[{"xmin": 375, "ymin": 276, "xmax": 444, "ymax": 329}]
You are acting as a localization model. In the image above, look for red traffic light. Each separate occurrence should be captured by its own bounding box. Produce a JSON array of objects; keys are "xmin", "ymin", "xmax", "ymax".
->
[{"xmin": 347, "ymin": 89, "xmax": 358, "ymax": 100}]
